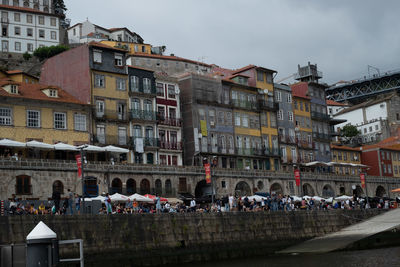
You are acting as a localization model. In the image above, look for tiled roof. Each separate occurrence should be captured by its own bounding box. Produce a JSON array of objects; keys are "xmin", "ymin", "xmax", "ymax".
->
[
  {"xmin": 88, "ymin": 41, "xmax": 127, "ymax": 52},
  {"xmin": 231, "ymin": 65, "xmax": 256, "ymax": 75},
  {"xmin": 0, "ymin": 4, "xmax": 59, "ymax": 16},
  {"xmin": 291, "ymin": 82, "xmax": 310, "ymax": 99},
  {"xmin": 227, "ymin": 73, "xmax": 251, "ymax": 79},
  {"xmin": 0, "ymin": 78, "xmax": 86, "ymax": 105},
  {"xmin": 131, "ymin": 53, "xmax": 212, "ymax": 67},
  {"xmin": 211, "ymin": 64, "xmax": 234, "ymax": 78},
  {"xmin": 127, "ymin": 65, "xmax": 154, "ymax": 73},
  {"xmin": 326, "ymin": 99, "xmax": 348, "ymax": 106}
]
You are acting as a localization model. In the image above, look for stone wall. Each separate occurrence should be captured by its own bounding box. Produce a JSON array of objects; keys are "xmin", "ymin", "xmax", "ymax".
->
[{"xmin": 0, "ymin": 210, "xmax": 384, "ymax": 266}]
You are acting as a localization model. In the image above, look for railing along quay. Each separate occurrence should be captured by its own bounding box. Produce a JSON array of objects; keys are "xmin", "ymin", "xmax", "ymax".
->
[{"xmin": 0, "ymin": 159, "xmax": 399, "ymax": 184}]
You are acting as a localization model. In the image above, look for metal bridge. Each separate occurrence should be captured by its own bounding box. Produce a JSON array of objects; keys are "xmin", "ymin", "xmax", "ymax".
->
[{"xmin": 326, "ymin": 70, "xmax": 400, "ymax": 104}]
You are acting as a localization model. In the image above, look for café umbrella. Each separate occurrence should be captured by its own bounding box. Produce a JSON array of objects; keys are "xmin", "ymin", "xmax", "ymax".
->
[
  {"xmin": 0, "ymin": 139, "xmax": 26, "ymax": 147},
  {"xmin": 128, "ymin": 193, "xmax": 153, "ymax": 203},
  {"xmin": 26, "ymin": 140, "xmax": 54, "ymax": 149},
  {"xmin": 104, "ymin": 145, "xmax": 129, "ymax": 153},
  {"xmin": 54, "ymin": 142, "xmax": 78, "ymax": 151},
  {"xmin": 391, "ymin": 188, "xmax": 400, "ymax": 193}
]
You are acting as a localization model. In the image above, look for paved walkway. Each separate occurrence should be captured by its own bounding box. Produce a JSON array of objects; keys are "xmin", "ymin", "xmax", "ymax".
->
[{"xmin": 278, "ymin": 208, "xmax": 400, "ymax": 254}]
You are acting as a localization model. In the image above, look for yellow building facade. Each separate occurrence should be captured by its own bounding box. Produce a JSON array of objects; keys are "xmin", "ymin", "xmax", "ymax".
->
[
  {"xmin": 0, "ymin": 79, "xmax": 90, "ymax": 155},
  {"xmin": 331, "ymin": 145, "xmax": 362, "ymax": 175},
  {"xmin": 100, "ymin": 41, "xmax": 152, "ymax": 55},
  {"xmin": 389, "ymin": 145, "xmax": 400, "ymax": 178}
]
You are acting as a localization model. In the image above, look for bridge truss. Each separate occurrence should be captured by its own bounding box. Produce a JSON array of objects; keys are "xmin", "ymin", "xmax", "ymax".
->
[{"xmin": 326, "ymin": 70, "xmax": 400, "ymax": 104}]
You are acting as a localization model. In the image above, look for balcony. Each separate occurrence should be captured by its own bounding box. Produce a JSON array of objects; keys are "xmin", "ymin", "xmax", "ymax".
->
[
  {"xmin": 129, "ymin": 109, "xmax": 157, "ymax": 121},
  {"xmin": 231, "ymin": 99, "xmax": 258, "ymax": 111},
  {"xmin": 159, "ymin": 141, "xmax": 182, "ymax": 150},
  {"xmin": 93, "ymin": 135, "xmax": 128, "ymax": 146},
  {"xmin": 279, "ymin": 135, "xmax": 296, "ymax": 144},
  {"xmin": 296, "ymin": 139, "xmax": 313, "ymax": 149},
  {"xmin": 313, "ymin": 132, "xmax": 331, "ymax": 141},
  {"xmin": 130, "ymin": 137, "xmax": 160, "ymax": 149},
  {"xmin": 93, "ymin": 109, "xmax": 128, "ymax": 122},
  {"xmin": 258, "ymin": 100, "xmax": 278, "ymax": 111},
  {"xmin": 235, "ymin": 148, "xmax": 266, "ymax": 156},
  {"xmin": 157, "ymin": 116, "xmax": 182, "ymax": 127},
  {"xmin": 129, "ymin": 87, "xmax": 156, "ymax": 96},
  {"xmin": 264, "ymin": 147, "xmax": 280, "ymax": 157},
  {"xmin": 311, "ymin": 111, "xmax": 330, "ymax": 121}
]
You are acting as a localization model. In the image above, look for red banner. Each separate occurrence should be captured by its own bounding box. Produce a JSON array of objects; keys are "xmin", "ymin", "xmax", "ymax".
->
[
  {"xmin": 204, "ymin": 163, "xmax": 211, "ymax": 184},
  {"xmin": 75, "ymin": 154, "xmax": 82, "ymax": 178},
  {"xmin": 294, "ymin": 169, "xmax": 301, "ymax": 186},
  {"xmin": 360, "ymin": 173, "xmax": 366, "ymax": 188}
]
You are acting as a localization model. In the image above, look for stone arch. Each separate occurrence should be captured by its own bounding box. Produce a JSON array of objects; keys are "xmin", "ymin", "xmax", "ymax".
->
[
  {"xmin": 155, "ymin": 179, "xmax": 162, "ymax": 195},
  {"xmin": 126, "ymin": 179, "xmax": 136, "ymax": 195},
  {"xmin": 353, "ymin": 185, "xmax": 364, "ymax": 198},
  {"xmin": 111, "ymin": 178, "xmax": 122, "ymax": 194},
  {"xmin": 376, "ymin": 185, "xmax": 386, "ymax": 197},
  {"xmin": 270, "ymin": 182, "xmax": 283, "ymax": 195},
  {"xmin": 52, "ymin": 180, "xmax": 64, "ymax": 195},
  {"xmin": 339, "ymin": 186, "xmax": 346, "ymax": 196},
  {"xmin": 322, "ymin": 184, "xmax": 335, "ymax": 198},
  {"xmin": 165, "ymin": 179, "xmax": 172, "ymax": 196},
  {"xmin": 140, "ymin": 179, "xmax": 150, "ymax": 195},
  {"xmin": 235, "ymin": 181, "xmax": 251, "ymax": 197},
  {"xmin": 195, "ymin": 180, "xmax": 212, "ymax": 198},
  {"xmin": 302, "ymin": 183, "xmax": 315, "ymax": 196}
]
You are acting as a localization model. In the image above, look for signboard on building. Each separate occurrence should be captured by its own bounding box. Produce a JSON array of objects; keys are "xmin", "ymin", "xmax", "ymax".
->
[
  {"xmin": 294, "ymin": 169, "xmax": 301, "ymax": 186},
  {"xmin": 75, "ymin": 154, "xmax": 82, "ymax": 178},
  {"xmin": 360, "ymin": 173, "xmax": 366, "ymax": 188},
  {"xmin": 204, "ymin": 163, "xmax": 211, "ymax": 184}
]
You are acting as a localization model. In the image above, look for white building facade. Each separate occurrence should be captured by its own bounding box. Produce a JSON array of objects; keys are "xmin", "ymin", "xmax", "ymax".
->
[{"xmin": 0, "ymin": 1, "xmax": 60, "ymax": 53}]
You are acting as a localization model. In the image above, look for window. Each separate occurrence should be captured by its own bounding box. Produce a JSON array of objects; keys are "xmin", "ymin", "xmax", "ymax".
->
[
  {"xmin": 27, "ymin": 110, "xmax": 40, "ymax": 127},
  {"xmin": 364, "ymin": 128, "xmax": 367, "ymax": 133},
  {"xmin": 26, "ymin": 14, "xmax": 32, "ymax": 23},
  {"xmin": 275, "ymin": 91, "xmax": 281, "ymax": 102},
  {"xmin": 143, "ymin": 78, "xmax": 151, "ymax": 93},
  {"xmin": 50, "ymin": 31, "xmax": 56, "ymax": 40},
  {"xmin": 14, "ymin": 13, "xmax": 20, "ymax": 22},
  {"xmin": 287, "ymin": 93, "xmax": 292, "ymax": 103},
  {"xmin": 130, "ymin": 76, "xmax": 139, "ymax": 92},
  {"xmin": 300, "ymin": 101, "xmax": 303, "ymax": 111},
  {"xmin": 288, "ymin": 111, "xmax": 293, "ymax": 122},
  {"xmin": 49, "ymin": 89, "xmax": 57, "ymax": 97},
  {"xmin": 375, "ymin": 124, "xmax": 379, "ymax": 130},
  {"xmin": 38, "ymin": 16, "xmax": 44, "ymax": 25},
  {"xmin": 270, "ymin": 112, "xmax": 277, "ymax": 127},
  {"xmin": 38, "ymin": 29, "xmax": 45, "ymax": 38},
  {"xmin": 235, "ymin": 113, "xmax": 241, "ymax": 126},
  {"xmin": 14, "ymin": 41, "xmax": 21, "ymax": 51},
  {"xmin": 209, "ymin": 109, "xmax": 215, "ymax": 127},
  {"xmin": 96, "ymin": 125, "xmax": 105, "ymax": 144},
  {"xmin": 50, "ymin": 17, "xmax": 56, "ymax": 26},
  {"xmin": 74, "ymin": 114, "xmax": 86, "ymax": 131},
  {"xmin": 93, "ymin": 50, "xmax": 102, "ymax": 63},
  {"xmin": 167, "ymin": 84, "xmax": 175, "ymax": 99},
  {"xmin": 158, "ymin": 106, "xmax": 165, "ymax": 119},
  {"xmin": 226, "ymin": 112, "xmax": 232, "ymax": 126},
  {"xmin": 2, "ymin": 40, "xmax": 8, "ymax": 52},
  {"xmin": 27, "ymin": 28, "xmax": 33, "ymax": 37},
  {"xmin": 156, "ymin": 83, "xmax": 164, "ymax": 97},
  {"xmin": 218, "ymin": 111, "xmax": 224, "ymax": 125},
  {"xmin": 13, "ymin": 0, "xmax": 18, "ymax": 6},
  {"xmin": 10, "ymin": 84, "xmax": 17, "ymax": 94},
  {"xmin": 95, "ymin": 74, "xmax": 105, "ymax": 87},
  {"xmin": 54, "ymin": 112, "xmax": 66, "ymax": 129},
  {"xmin": 199, "ymin": 108, "xmax": 205, "ymax": 121},
  {"xmin": 169, "ymin": 107, "xmax": 176, "ymax": 119},
  {"xmin": 116, "ymin": 78, "xmax": 126, "ymax": 90},
  {"xmin": 257, "ymin": 71, "xmax": 264, "ymax": 82},
  {"xmin": 277, "ymin": 109, "xmax": 283, "ymax": 120},
  {"xmin": 118, "ymin": 127, "xmax": 127, "ymax": 145},
  {"xmin": 27, "ymin": 43, "xmax": 33, "ymax": 51},
  {"xmin": 369, "ymin": 126, "xmax": 373, "ymax": 132},
  {"xmin": 0, "ymin": 107, "xmax": 12, "ymax": 125},
  {"xmin": 115, "ymin": 54, "xmax": 123, "ymax": 66},
  {"xmin": 16, "ymin": 175, "xmax": 31, "ymax": 195},
  {"xmin": 242, "ymin": 114, "xmax": 249, "ymax": 127}
]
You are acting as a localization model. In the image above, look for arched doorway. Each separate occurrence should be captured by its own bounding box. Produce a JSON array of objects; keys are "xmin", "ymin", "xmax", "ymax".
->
[
  {"xmin": 155, "ymin": 179, "xmax": 162, "ymax": 195},
  {"xmin": 235, "ymin": 181, "xmax": 251, "ymax": 197},
  {"xmin": 270, "ymin": 183, "xmax": 283, "ymax": 195},
  {"xmin": 322, "ymin": 184, "xmax": 335, "ymax": 198},
  {"xmin": 165, "ymin": 179, "xmax": 172, "ymax": 196},
  {"xmin": 52, "ymin": 180, "xmax": 64, "ymax": 195},
  {"xmin": 376, "ymin": 186, "xmax": 386, "ymax": 197},
  {"xmin": 126, "ymin": 179, "xmax": 136, "ymax": 195},
  {"xmin": 84, "ymin": 176, "xmax": 98, "ymax": 197},
  {"xmin": 353, "ymin": 185, "xmax": 364, "ymax": 198},
  {"xmin": 339, "ymin": 186, "xmax": 346, "ymax": 195},
  {"xmin": 302, "ymin": 183, "xmax": 315, "ymax": 196},
  {"xmin": 111, "ymin": 178, "xmax": 122, "ymax": 194},
  {"xmin": 140, "ymin": 179, "xmax": 150, "ymax": 195},
  {"xmin": 195, "ymin": 180, "xmax": 212, "ymax": 198}
]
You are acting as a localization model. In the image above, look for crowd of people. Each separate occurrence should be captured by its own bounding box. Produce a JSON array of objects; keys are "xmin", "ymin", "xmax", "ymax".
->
[{"xmin": 3, "ymin": 192, "xmax": 399, "ymax": 216}]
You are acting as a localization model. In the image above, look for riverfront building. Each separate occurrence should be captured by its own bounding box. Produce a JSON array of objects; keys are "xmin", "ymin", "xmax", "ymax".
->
[
  {"xmin": 0, "ymin": 0, "xmax": 60, "ymax": 54},
  {"xmin": 40, "ymin": 42, "xmax": 131, "ymax": 160}
]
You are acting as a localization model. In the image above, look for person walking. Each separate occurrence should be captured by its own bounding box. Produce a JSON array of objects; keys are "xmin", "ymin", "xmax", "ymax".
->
[
  {"xmin": 155, "ymin": 194, "xmax": 161, "ymax": 213},
  {"xmin": 75, "ymin": 194, "xmax": 81, "ymax": 215},
  {"xmin": 105, "ymin": 193, "xmax": 112, "ymax": 214},
  {"xmin": 67, "ymin": 189, "xmax": 74, "ymax": 215}
]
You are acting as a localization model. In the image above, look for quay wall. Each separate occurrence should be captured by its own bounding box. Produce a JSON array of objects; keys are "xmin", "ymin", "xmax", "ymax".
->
[{"xmin": 0, "ymin": 209, "xmax": 384, "ymax": 266}]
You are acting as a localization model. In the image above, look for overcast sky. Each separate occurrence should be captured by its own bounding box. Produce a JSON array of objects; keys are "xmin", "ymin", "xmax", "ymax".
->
[{"xmin": 65, "ymin": 0, "xmax": 400, "ymax": 84}]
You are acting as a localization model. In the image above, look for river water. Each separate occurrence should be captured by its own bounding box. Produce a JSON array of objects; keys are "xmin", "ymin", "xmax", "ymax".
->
[{"xmin": 179, "ymin": 247, "xmax": 400, "ymax": 267}]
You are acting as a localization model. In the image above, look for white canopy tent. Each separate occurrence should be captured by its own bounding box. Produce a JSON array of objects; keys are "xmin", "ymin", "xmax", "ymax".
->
[
  {"xmin": 26, "ymin": 140, "xmax": 54, "ymax": 149},
  {"xmin": 128, "ymin": 193, "xmax": 153, "ymax": 203},
  {"xmin": 104, "ymin": 145, "xmax": 129, "ymax": 153},
  {"xmin": 334, "ymin": 195, "xmax": 353, "ymax": 201},
  {"xmin": 245, "ymin": 195, "xmax": 266, "ymax": 202},
  {"xmin": 82, "ymin": 145, "xmax": 105, "ymax": 152},
  {"xmin": 0, "ymin": 139, "xmax": 26, "ymax": 147},
  {"xmin": 110, "ymin": 193, "xmax": 129, "ymax": 202},
  {"xmin": 54, "ymin": 142, "xmax": 78, "ymax": 151}
]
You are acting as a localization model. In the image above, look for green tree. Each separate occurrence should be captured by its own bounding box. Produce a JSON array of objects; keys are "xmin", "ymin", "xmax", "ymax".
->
[
  {"xmin": 52, "ymin": 0, "xmax": 67, "ymax": 17},
  {"xmin": 341, "ymin": 124, "xmax": 360, "ymax": 137},
  {"xmin": 33, "ymin": 45, "xmax": 69, "ymax": 61}
]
